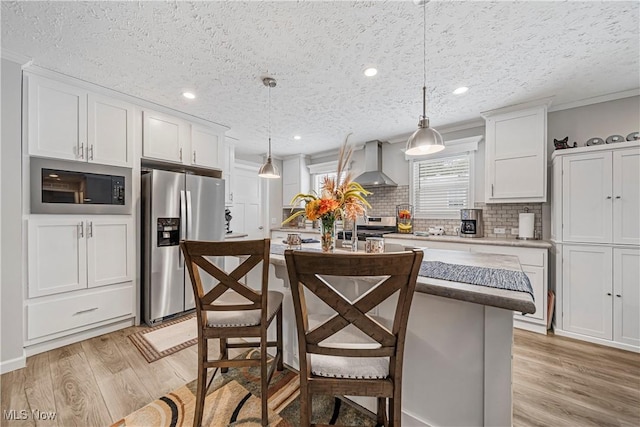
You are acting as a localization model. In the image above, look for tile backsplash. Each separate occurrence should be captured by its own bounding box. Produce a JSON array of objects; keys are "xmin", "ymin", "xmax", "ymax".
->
[{"xmin": 365, "ymin": 185, "xmax": 543, "ymax": 238}]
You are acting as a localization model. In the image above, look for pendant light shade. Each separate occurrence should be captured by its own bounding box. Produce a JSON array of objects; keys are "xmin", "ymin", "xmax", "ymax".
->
[
  {"xmin": 259, "ymin": 77, "xmax": 280, "ymax": 179},
  {"xmin": 405, "ymin": 1, "xmax": 444, "ymax": 157}
]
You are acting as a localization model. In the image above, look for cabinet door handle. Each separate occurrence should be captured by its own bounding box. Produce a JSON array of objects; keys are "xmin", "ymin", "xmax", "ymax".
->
[
  {"xmin": 230, "ymin": 192, "xmax": 233, "ymax": 202},
  {"xmin": 179, "ymin": 147, "xmax": 183, "ymax": 161},
  {"xmin": 78, "ymin": 222, "xmax": 84, "ymax": 238},
  {"xmin": 79, "ymin": 142, "xmax": 84, "ymax": 159},
  {"xmin": 89, "ymin": 144, "xmax": 94, "ymax": 160},
  {"xmin": 193, "ymin": 151, "xmax": 196, "ymax": 163},
  {"xmin": 616, "ymin": 294, "xmax": 622, "ymax": 297},
  {"xmin": 73, "ymin": 307, "xmax": 98, "ymax": 315},
  {"xmin": 606, "ymin": 196, "xmax": 612, "ymax": 199},
  {"xmin": 88, "ymin": 221, "xmax": 93, "ymax": 238},
  {"xmin": 606, "ymin": 292, "xmax": 612, "ymax": 296},
  {"xmin": 491, "ymin": 184, "xmax": 494, "ymax": 197},
  {"xmin": 615, "ymin": 196, "xmax": 621, "ymax": 199}
]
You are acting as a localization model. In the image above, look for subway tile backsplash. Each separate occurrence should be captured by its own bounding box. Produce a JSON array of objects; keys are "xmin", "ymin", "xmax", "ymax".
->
[{"xmin": 365, "ymin": 185, "xmax": 543, "ymax": 238}]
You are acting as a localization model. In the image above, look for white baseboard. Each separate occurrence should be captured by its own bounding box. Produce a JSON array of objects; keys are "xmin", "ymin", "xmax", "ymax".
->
[
  {"xmin": 402, "ymin": 408, "xmax": 432, "ymax": 426},
  {"xmin": 554, "ymin": 329, "xmax": 639, "ymax": 353},
  {"xmin": 0, "ymin": 352, "xmax": 26, "ymax": 374},
  {"xmin": 514, "ymin": 318, "xmax": 548, "ymax": 335},
  {"xmin": 25, "ymin": 318, "xmax": 135, "ymax": 357}
]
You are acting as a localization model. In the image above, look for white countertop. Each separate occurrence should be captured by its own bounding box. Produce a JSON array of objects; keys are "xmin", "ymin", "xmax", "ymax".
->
[
  {"xmin": 269, "ymin": 244, "xmax": 536, "ymax": 314},
  {"xmin": 271, "ymin": 227, "xmax": 320, "ymax": 234},
  {"xmin": 384, "ymin": 233, "xmax": 552, "ymax": 249},
  {"xmin": 224, "ymin": 232, "xmax": 249, "ymax": 239}
]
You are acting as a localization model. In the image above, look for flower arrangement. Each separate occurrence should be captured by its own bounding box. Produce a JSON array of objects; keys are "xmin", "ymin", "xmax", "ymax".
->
[{"xmin": 283, "ymin": 135, "xmax": 372, "ymax": 251}]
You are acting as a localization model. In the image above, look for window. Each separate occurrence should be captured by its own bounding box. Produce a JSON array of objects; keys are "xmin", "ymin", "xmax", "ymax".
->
[
  {"xmin": 411, "ymin": 153, "xmax": 473, "ymax": 219},
  {"xmin": 313, "ymin": 172, "xmax": 338, "ymax": 195}
]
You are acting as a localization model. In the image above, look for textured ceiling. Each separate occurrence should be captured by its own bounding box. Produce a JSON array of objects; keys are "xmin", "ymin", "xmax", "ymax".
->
[{"xmin": 2, "ymin": 1, "xmax": 639, "ymax": 157}]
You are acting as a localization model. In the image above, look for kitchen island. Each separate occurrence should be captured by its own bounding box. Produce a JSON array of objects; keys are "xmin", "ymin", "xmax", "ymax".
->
[{"xmin": 262, "ymin": 244, "xmax": 534, "ymax": 427}]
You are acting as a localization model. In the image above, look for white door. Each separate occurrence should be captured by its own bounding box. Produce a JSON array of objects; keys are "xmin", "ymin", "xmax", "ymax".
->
[
  {"xmin": 142, "ymin": 110, "xmax": 187, "ymax": 163},
  {"xmin": 562, "ymin": 152, "xmax": 613, "ymax": 243},
  {"xmin": 86, "ymin": 217, "xmax": 134, "ymax": 288},
  {"xmin": 27, "ymin": 75, "xmax": 87, "ymax": 162},
  {"xmin": 87, "ymin": 94, "xmax": 134, "ymax": 167},
  {"xmin": 28, "ymin": 216, "xmax": 87, "ymax": 298},
  {"xmin": 191, "ymin": 125, "xmax": 223, "ymax": 169},
  {"xmin": 231, "ymin": 164, "xmax": 264, "ymax": 239},
  {"xmin": 613, "ymin": 148, "xmax": 640, "ymax": 245},
  {"xmin": 613, "ymin": 248, "xmax": 640, "ymax": 347},
  {"xmin": 562, "ymin": 245, "xmax": 613, "ymax": 340}
]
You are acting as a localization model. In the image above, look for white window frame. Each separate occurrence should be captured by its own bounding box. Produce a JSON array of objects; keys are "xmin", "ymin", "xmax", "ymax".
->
[
  {"xmin": 308, "ymin": 160, "xmax": 349, "ymax": 195},
  {"xmin": 408, "ymin": 136, "xmax": 481, "ymax": 220}
]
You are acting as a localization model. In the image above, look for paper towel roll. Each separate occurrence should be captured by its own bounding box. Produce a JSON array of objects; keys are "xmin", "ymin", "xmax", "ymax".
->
[{"xmin": 519, "ymin": 213, "xmax": 535, "ymax": 239}]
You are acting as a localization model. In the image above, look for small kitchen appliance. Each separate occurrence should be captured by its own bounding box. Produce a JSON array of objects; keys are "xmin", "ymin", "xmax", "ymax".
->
[
  {"xmin": 460, "ymin": 209, "xmax": 483, "ymax": 238},
  {"xmin": 337, "ymin": 216, "xmax": 397, "ymax": 241}
]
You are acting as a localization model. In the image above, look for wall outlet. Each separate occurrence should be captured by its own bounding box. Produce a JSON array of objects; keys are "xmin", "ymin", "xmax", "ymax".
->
[
  {"xmin": 494, "ymin": 227, "xmax": 506, "ymax": 234},
  {"xmin": 511, "ymin": 228, "xmax": 519, "ymax": 235}
]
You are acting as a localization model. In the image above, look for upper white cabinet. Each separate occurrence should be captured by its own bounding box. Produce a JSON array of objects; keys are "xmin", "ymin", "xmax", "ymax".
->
[
  {"xmin": 224, "ymin": 137, "xmax": 236, "ymax": 205},
  {"xmin": 283, "ymin": 155, "xmax": 310, "ymax": 207},
  {"xmin": 559, "ymin": 146, "xmax": 639, "ymax": 245},
  {"xmin": 483, "ymin": 103, "xmax": 548, "ymax": 203},
  {"xmin": 191, "ymin": 125, "xmax": 223, "ymax": 169},
  {"xmin": 142, "ymin": 109, "xmax": 226, "ymax": 170},
  {"xmin": 27, "ymin": 74, "xmax": 133, "ymax": 167},
  {"xmin": 142, "ymin": 109, "xmax": 189, "ymax": 164}
]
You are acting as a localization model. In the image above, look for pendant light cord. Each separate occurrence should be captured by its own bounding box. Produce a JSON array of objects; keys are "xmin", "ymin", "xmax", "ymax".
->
[
  {"xmin": 422, "ymin": 0, "xmax": 427, "ymax": 119},
  {"xmin": 268, "ymin": 84, "xmax": 272, "ymax": 158}
]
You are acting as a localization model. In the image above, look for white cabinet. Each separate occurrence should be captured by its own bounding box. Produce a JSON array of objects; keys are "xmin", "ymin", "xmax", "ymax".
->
[
  {"xmin": 28, "ymin": 215, "xmax": 134, "ymax": 298},
  {"xmin": 142, "ymin": 109, "xmax": 189, "ymax": 164},
  {"xmin": 559, "ymin": 146, "xmax": 640, "ymax": 245},
  {"xmin": 470, "ymin": 244, "xmax": 548, "ymax": 333},
  {"xmin": 27, "ymin": 75, "xmax": 133, "ymax": 167},
  {"xmin": 224, "ymin": 137, "xmax": 236, "ymax": 205},
  {"xmin": 483, "ymin": 104, "xmax": 548, "ymax": 203},
  {"xmin": 562, "ymin": 245, "xmax": 613, "ymax": 340},
  {"xmin": 191, "ymin": 125, "xmax": 224, "ymax": 169},
  {"xmin": 560, "ymin": 245, "xmax": 639, "ymax": 348},
  {"xmin": 613, "ymin": 248, "xmax": 640, "ymax": 347},
  {"xmin": 283, "ymin": 155, "xmax": 310, "ymax": 207}
]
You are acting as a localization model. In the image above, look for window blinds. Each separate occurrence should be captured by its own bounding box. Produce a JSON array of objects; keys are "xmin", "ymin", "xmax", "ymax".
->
[{"xmin": 412, "ymin": 154, "xmax": 470, "ymax": 218}]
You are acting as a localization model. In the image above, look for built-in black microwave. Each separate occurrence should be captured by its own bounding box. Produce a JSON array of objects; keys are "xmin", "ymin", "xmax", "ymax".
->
[{"xmin": 31, "ymin": 158, "xmax": 132, "ymax": 214}]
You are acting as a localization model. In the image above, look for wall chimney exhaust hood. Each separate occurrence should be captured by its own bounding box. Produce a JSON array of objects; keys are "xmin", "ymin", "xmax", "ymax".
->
[{"xmin": 354, "ymin": 140, "xmax": 398, "ymax": 188}]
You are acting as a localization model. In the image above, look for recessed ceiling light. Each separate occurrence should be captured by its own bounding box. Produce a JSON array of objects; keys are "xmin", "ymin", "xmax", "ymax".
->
[
  {"xmin": 364, "ymin": 68, "xmax": 378, "ymax": 77},
  {"xmin": 182, "ymin": 92, "xmax": 196, "ymax": 99},
  {"xmin": 48, "ymin": 174, "xmax": 59, "ymax": 178},
  {"xmin": 453, "ymin": 86, "xmax": 469, "ymax": 95},
  {"xmin": 293, "ymin": 135, "xmax": 301, "ymax": 140}
]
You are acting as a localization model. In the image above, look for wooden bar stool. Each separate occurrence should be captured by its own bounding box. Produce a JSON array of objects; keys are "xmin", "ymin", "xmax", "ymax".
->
[
  {"xmin": 180, "ymin": 238, "xmax": 283, "ymax": 427},
  {"xmin": 284, "ymin": 249, "xmax": 424, "ymax": 427}
]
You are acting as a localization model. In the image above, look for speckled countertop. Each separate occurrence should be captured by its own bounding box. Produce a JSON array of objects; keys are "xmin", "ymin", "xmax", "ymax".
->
[
  {"xmin": 271, "ymin": 227, "xmax": 320, "ymax": 234},
  {"xmin": 269, "ymin": 245, "xmax": 536, "ymax": 314},
  {"xmin": 384, "ymin": 233, "xmax": 552, "ymax": 249}
]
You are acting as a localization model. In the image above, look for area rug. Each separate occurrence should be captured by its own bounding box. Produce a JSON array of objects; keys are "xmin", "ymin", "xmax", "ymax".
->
[
  {"xmin": 112, "ymin": 350, "xmax": 376, "ymax": 426},
  {"xmin": 128, "ymin": 314, "xmax": 197, "ymax": 363}
]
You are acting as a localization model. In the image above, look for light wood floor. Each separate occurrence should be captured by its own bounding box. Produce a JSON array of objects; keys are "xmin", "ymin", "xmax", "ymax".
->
[{"xmin": 1, "ymin": 327, "xmax": 638, "ymax": 426}]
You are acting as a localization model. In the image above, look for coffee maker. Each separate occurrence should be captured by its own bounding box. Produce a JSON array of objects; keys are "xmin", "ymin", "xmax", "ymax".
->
[{"xmin": 460, "ymin": 209, "xmax": 483, "ymax": 238}]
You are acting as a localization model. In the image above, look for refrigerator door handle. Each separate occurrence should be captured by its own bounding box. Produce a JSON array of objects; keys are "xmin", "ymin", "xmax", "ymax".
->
[
  {"xmin": 179, "ymin": 190, "xmax": 186, "ymax": 268},
  {"xmin": 186, "ymin": 190, "xmax": 193, "ymax": 240}
]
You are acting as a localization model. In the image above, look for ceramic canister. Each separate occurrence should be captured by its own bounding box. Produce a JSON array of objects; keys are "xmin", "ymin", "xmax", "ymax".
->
[{"xmin": 365, "ymin": 237, "xmax": 385, "ymax": 254}]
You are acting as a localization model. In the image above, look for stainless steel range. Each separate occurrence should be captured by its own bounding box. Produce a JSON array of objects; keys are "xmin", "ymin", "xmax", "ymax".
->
[{"xmin": 338, "ymin": 216, "xmax": 397, "ymax": 241}]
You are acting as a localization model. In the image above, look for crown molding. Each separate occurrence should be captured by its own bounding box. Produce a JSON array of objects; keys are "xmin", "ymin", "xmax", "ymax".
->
[
  {"xmin": 548, "ymin": 89, "xmax": 640, "ymax": 113},
  {"xmin": 1, "ymin": 49, "xmax": 32, "ymax": 66}
]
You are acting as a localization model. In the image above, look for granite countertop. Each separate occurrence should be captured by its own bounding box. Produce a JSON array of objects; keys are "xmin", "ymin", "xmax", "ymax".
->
[
  {"xmin": 384, "ymin": 233, "xmax": 552, "ymax": 249},
  {"xmin": 268, "ymin": 244, "xmax": 536, "ymax": 314},
  {"xmin": 271, "ymin": 227, "xmax": 321, "ymax": 234}
]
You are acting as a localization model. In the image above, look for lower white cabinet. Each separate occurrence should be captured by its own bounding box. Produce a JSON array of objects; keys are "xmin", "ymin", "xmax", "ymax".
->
[
  {"xmin": 28, "ymin": 215, "xmax": 134, "ymax": 297},
  {"xmin": 558, "ymin": 244, "xmax": 639, "ymax": 351}
]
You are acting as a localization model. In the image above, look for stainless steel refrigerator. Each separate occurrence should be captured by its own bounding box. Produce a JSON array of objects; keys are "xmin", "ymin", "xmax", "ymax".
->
[{"xmin": 142, "ymin": 169, "xmax": 225, "ymax": 325}]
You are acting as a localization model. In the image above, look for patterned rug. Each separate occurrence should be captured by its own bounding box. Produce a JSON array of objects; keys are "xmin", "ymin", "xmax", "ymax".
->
[
  {"xmin": 112, "ymin": 350, "xmax": 376, "ymax": 426},
  {"xmin": 128, "ymin": 314, "xmax": 197, "ymax": 362}
]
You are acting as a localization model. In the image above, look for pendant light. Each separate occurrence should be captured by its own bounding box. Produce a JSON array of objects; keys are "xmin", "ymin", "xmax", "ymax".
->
[
  {"xmin": 258, "ymin": 77, "xmax": 280, "ymax": 179},
  {"xmin": 405, "ymin": 0, "xmax": 444, "ymax": 156}
]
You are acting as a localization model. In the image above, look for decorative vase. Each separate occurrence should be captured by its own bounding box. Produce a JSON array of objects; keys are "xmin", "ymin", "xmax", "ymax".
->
[{"xmin": 320, "ymin": 215, "xmax": 336, "ymax": 253}]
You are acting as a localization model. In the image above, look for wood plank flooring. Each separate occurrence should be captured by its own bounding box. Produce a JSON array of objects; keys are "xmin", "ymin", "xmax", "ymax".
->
[{"xmin": 1, "ymin": 327, "xmax": 638, "ymax": 426}]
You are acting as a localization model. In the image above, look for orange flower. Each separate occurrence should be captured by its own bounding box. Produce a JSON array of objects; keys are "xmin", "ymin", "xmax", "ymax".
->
[
  {"xmin": 305, "ymin": 199, "xmax": 321, "ymax": 220},
  {"xmin": 316, "ymin": 198, "xmax": 340, "ymax": 217}
]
